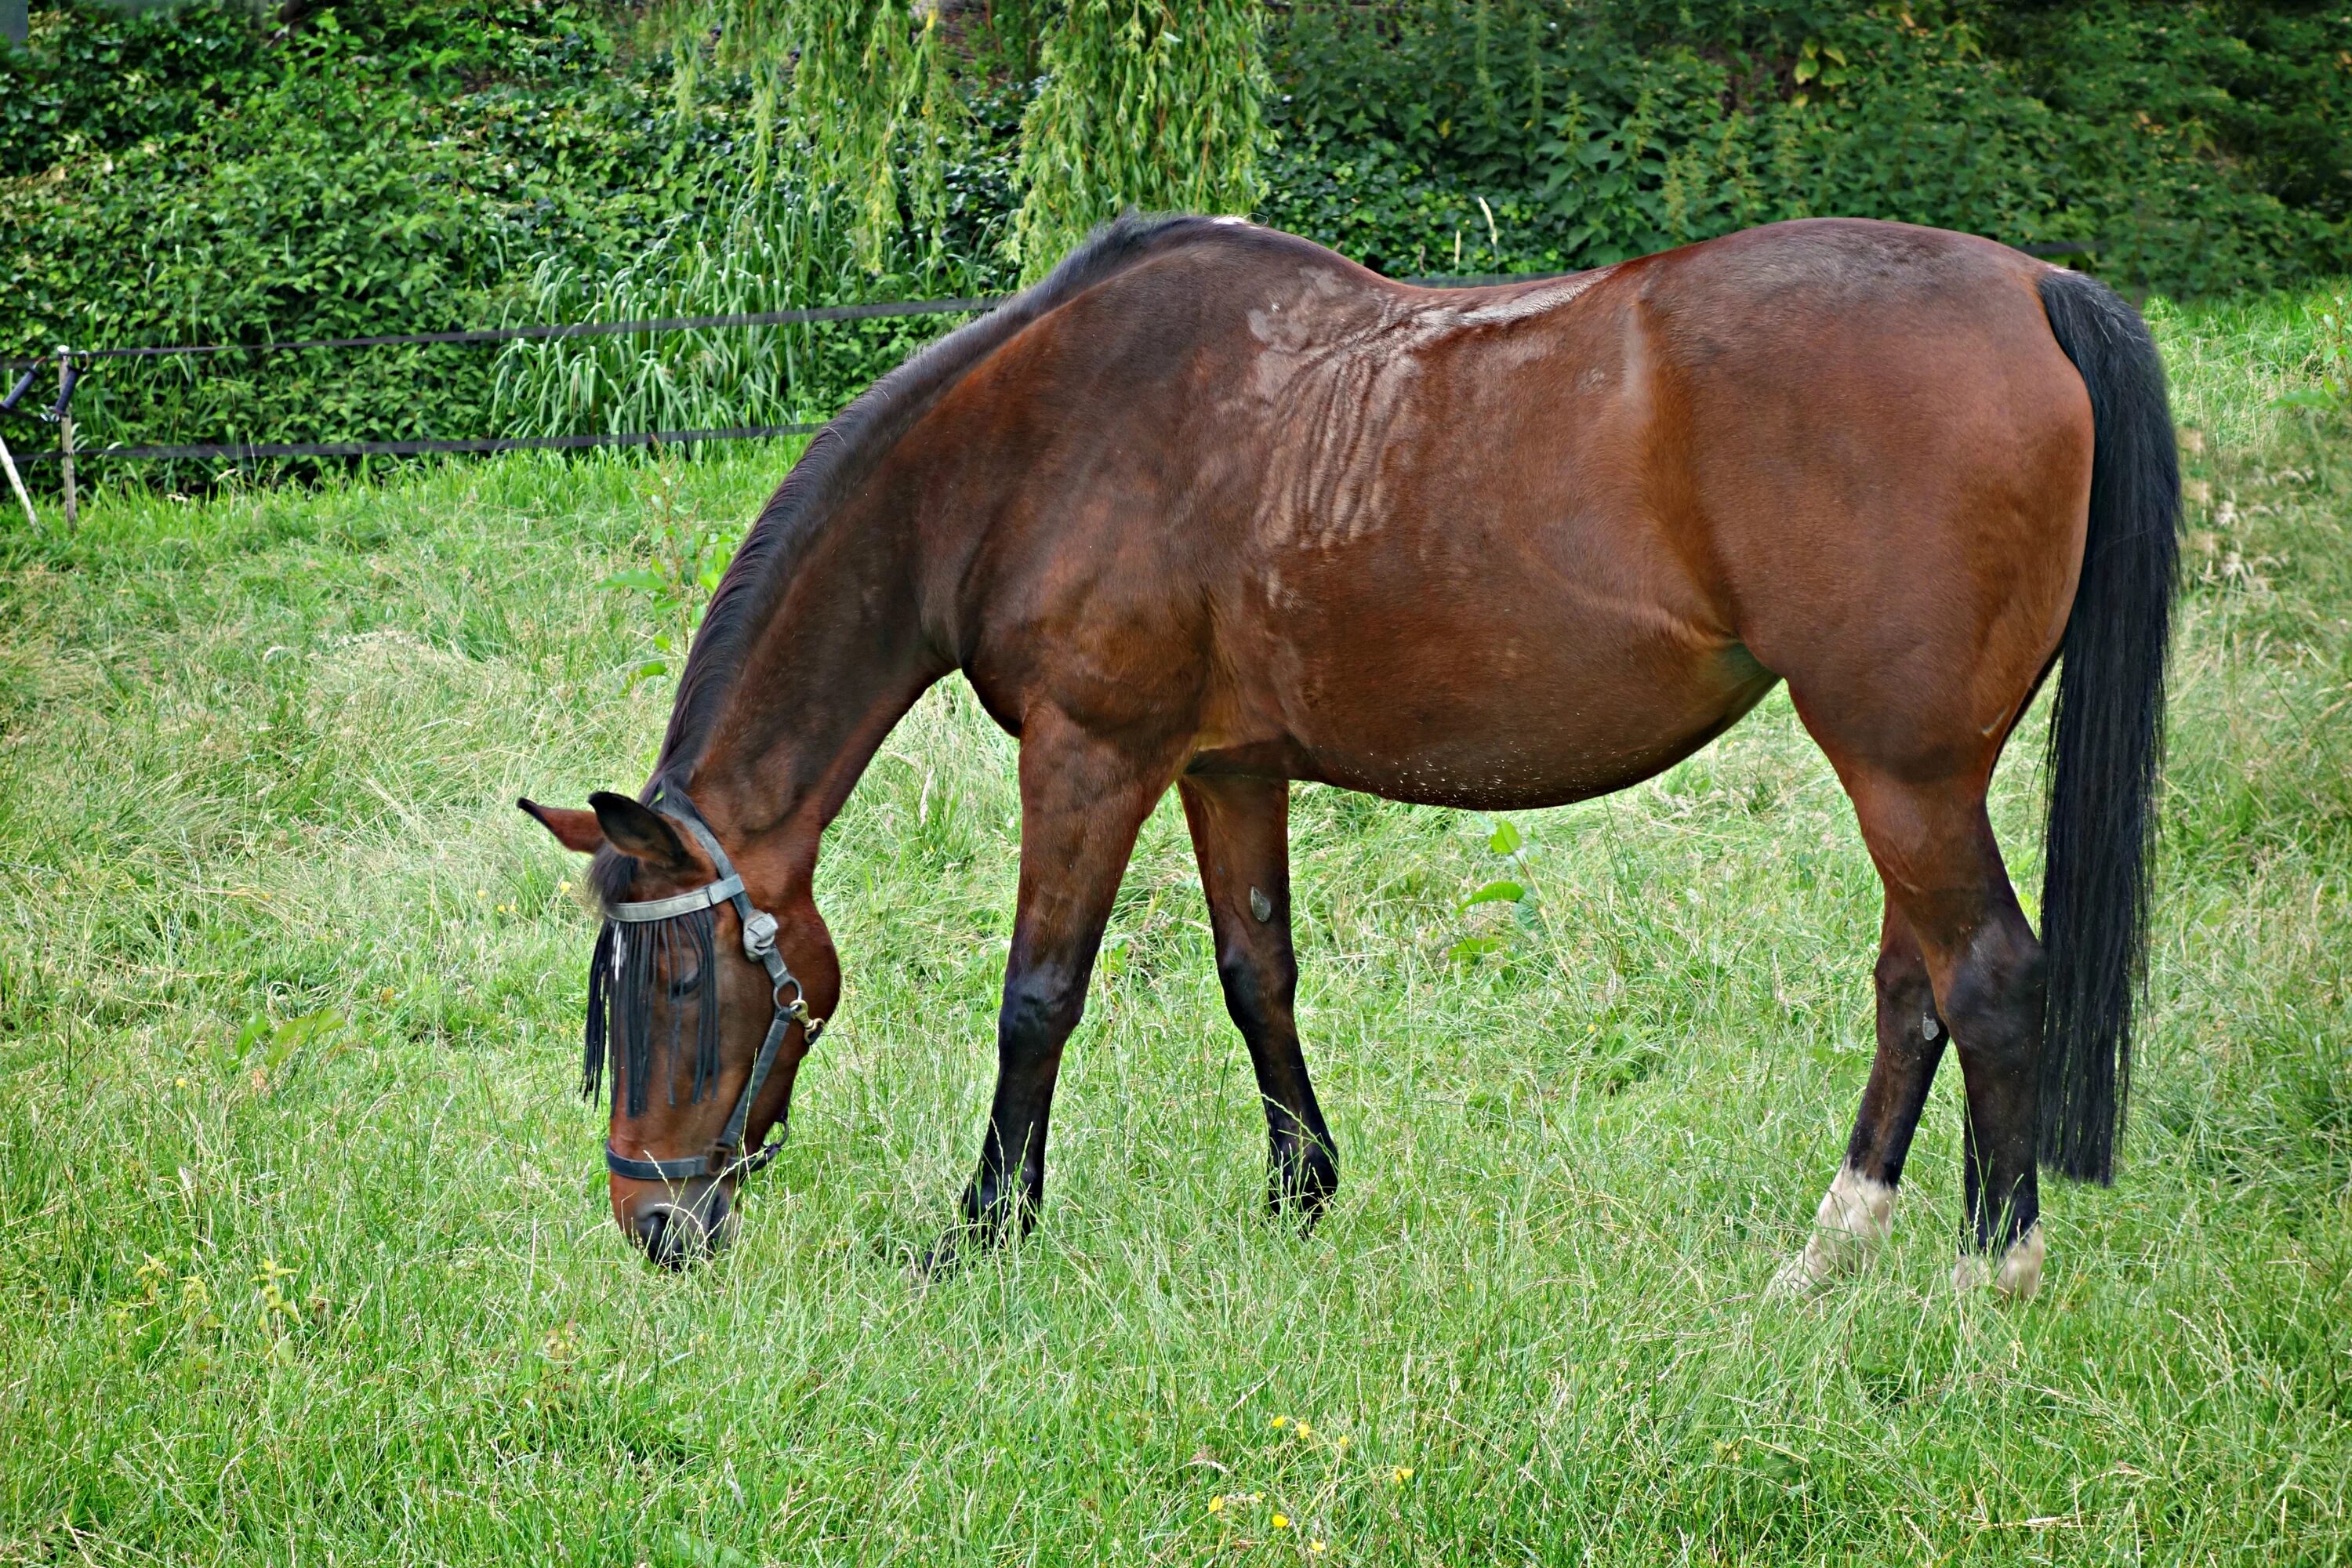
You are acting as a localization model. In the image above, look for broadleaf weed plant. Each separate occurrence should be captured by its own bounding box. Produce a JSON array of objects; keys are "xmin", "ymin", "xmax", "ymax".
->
[
  {"xmin": 1450, "ymin": 813, "xmax": 1544, "ymax": 964},
  {"xmin": 599, "ymin": 456, "xmax": 746, "ymax": 691},
  {"xmin": 2273, "ymin": 292, "xmax": 2350, "ymax": 417}
]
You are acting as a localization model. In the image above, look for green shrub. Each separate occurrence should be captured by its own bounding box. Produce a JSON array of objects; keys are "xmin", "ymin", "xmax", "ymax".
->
[
  {"xmin": 1259, "ymin": 1, "xmax": 2348, "ymax": 292},
  {"xmin": 1, "ymin": 1, "xmax": 745, "ymax": 486}
]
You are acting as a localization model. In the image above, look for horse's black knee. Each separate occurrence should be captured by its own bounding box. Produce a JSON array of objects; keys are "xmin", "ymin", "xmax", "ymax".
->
[
  {"xmin": 1001, "ymin": 959, "xmax": 1087, "ymax": 1048},
  {"xmin": 1872, "ymin": 939, "xmax": 1935, "ymax": 1012}
]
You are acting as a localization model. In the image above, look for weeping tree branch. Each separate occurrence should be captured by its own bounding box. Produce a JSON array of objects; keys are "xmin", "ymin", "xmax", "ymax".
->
[
  {"xmin": 642, "ymin": 0, "xmax": 1265, "ymax": 280},
  {"xmin": 1010, "ymin": 0, "xmax": 1266, "ymax": 281},
  {"xmin": 643, "ymin": 0, "xmax": 960, "ymax": 273}
]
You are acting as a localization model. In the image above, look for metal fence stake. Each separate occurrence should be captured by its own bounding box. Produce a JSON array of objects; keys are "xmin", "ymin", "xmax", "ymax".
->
[
  {"xmin": 58, "ymin": 349, "xmax": 77, "ymax": 528},
  {"xmin": 0, "ymin": 432, "xmax": 34, "ymax": 528}
]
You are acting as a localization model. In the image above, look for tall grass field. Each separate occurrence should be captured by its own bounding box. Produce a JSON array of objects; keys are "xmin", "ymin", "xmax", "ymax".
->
[{"xmin": 2, "ymin": 289, "xmax": 2347, "ymax": 1565}]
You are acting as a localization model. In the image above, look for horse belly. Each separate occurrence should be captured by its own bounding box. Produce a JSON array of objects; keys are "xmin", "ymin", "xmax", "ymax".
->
[{"xmin": 1209, "ymin": 571, "xmax": 1777, "ymax": 809}]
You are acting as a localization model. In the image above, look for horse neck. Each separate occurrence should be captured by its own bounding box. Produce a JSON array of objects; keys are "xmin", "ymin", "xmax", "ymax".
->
[{"xmin": 675, "ymin": 479, "xmax": 950, "ymax": 884}]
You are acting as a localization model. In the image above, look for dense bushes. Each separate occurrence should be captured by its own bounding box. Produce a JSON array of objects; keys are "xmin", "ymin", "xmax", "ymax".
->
[
  {"xmin": 1, "ymin": 0, "xmax": 2345, "ymax": 478},
  {"xmin": 0, "ymin": 2, "xmax": 764, "ymax": 474},
  {"xmin": 1259, "ymin": 0, "xmax": 2349, "ymax": 290}
]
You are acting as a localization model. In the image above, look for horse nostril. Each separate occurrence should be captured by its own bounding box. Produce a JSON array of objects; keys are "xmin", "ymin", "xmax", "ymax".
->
[
  {"xmin": 637, "ymin": 1203, "xmax": 705, "ymax": 1270},
  {"xmin": 699, "ymin": 1183, "xmax": 734, "ymax": 1243},
  {"xmin": 633, "ymin": 1195, "xmax": 733, "ymax": 1269}
]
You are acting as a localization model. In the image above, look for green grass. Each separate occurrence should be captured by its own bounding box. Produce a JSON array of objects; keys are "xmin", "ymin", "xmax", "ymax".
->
[{"xmin": 2, "ymin": 288, "xmax": 2348, "ymax": 1566}]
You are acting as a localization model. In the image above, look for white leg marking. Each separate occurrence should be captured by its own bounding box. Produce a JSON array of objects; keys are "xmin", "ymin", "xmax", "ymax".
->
[
  {"xmin": 1951, "ymin": 1223, "xmax": 2045, "ymax": 1299},
  {"xmin": 1769, "ymin": 1167, "xmax": 1896, "ymax": 1298}
]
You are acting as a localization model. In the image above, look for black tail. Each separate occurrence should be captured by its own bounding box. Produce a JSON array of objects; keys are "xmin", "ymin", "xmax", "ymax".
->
[{"xmin": 2034, "ymin": 270, "xmax": 2181, "ymax": 1184}]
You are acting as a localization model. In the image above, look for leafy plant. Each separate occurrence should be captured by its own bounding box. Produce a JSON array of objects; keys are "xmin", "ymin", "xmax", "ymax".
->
[
  {"xmin": 1261, "ymin": 0, "xmax": 2347, "ymax": 289},
  {"xmin": 1450, "ymin": 815, "xmax": 1544, "ymax": 964},
  {"xmin": 2, "ymin": 0, "xmax": 711, "ymax": 489},
  {"xmin": 597, "ymin": 460, "xmax": 746, "ymax": 691},
  {"xmin": 1791, "ymin": 37, "xmax": 1848, "ymax": 96},
  {"xmin": 213, "ymin": 1008, "xmax": 350, "ymax": 1089},
  {"xmin": 2274, "ymin": 292, "xmax": 2350, "ymax": 416}
]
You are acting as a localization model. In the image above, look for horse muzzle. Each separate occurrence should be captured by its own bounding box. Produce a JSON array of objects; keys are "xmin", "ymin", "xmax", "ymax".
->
[{"xmin": 627, "ymin": 1185, "xmax": 736, "ymax": 1269}]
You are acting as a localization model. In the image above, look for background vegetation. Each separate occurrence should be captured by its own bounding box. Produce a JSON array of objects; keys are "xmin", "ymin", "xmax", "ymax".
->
[
  {"xmin": 1261, "ymin": 0, "xmax": 2349, "ymax": 286},
  {"xmin": 2, "ymin": 0, "xmax": 2347, "ymax": 474},
  {"xmin": 0, "ymin": 278, "xmax": 2345, "ymax": 1565}
]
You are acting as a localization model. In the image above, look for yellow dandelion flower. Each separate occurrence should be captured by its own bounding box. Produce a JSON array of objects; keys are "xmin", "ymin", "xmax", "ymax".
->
[
  {"xmin": 1294, "ymin": 1421, "xmax": 1312, "ymax": 1439},
  {"xmin": 1334, "ymin": 1436, "xmax": 1349, "ymax": 1452},
  {"xmin": 1207, "ymin": 1497, "xmax": 1225, "ymax": 1515},
  {"xmin": 1271, "ymin": 1415, "xmax": 1289, "ymax": 1428},
  {"xmin": 1272, "ymin": 1514, "xmax": 1290, "ymax": 1530},
  {"xmin": 1310, "ymin": 1542, "xmax": 1327, "ymax": 1555},
  {"xmin": 1392, "ymin": 1466, "xmax": 1414, "ymax": 1485},
  {"xmin": 174, "ymin": 1076, "xmax": 189, "ymax": 1088}
]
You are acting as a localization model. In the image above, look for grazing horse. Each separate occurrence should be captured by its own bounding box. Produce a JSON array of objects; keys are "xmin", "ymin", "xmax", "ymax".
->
[{"xmin": 521, "ymin": 214, "xmax": 2176, "ymax": 1289}]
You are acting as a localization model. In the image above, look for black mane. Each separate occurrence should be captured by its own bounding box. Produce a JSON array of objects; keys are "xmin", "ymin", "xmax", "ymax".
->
[
  {"xmin": 666, "ymin": 216, "xmax": 1228, "ymax": 777},
  {"xmin": 587, "ymin": 213, "xmax": 1231, "ymax": 910}
]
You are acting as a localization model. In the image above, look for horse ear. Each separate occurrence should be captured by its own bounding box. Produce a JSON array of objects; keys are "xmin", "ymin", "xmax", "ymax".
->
[
  {"xmin": 517, "ymin": 797, "xmax": 605, "ymax": 855},
  {"xmin": 587, "ymin": 791, "xmax": 691, "ymax": 869}
]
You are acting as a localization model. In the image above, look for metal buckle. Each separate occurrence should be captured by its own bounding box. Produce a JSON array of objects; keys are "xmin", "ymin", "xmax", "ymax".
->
[{"xmin": 741, "ymin": 907, "xmax": 779, "ymax": 960}]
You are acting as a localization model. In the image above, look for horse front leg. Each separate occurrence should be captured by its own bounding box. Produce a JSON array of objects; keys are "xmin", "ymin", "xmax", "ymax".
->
[
  {"xmin": 922, "ymin": 708, "xmax": 1175, "ymax": 1275},
  {"xmin": 1177, "ymin": 772, "xmax": 1338, "ymax": 1222}
]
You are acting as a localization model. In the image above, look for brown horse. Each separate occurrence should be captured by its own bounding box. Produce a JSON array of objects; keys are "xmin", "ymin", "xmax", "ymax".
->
[{"xmin": 521, "ymin": 214, "xmax": 2177, "ymax": 1290}]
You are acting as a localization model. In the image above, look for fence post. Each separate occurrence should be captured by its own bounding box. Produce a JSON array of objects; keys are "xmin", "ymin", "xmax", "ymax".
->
[{"xmin": 57, "ymin": 348, "xmax": 77, "ymax": 528}]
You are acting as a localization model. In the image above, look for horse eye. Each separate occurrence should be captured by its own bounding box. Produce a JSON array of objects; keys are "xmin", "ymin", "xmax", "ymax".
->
[{"xmin": 666, "ymin": 968, "xmax": 702, "ymax": 1000}]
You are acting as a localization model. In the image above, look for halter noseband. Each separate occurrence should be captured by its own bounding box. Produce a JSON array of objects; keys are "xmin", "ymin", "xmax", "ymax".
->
[{"xmin": 600, "ymin": 789, "xmax": 820, "ymax": 1185}]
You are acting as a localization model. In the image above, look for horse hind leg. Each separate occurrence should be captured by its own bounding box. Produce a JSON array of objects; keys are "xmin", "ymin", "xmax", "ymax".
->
[
  {"xmin": 1769, "ymin": 897, "xmax": 1948, "ymax": 1295},
  {"xmin": 1842, "ymin": 768, "xmax": 2049, "ymax": 1298}
]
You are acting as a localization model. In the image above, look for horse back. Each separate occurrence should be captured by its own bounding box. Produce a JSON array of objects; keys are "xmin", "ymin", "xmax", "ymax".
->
[{"xmin": 924, "ymin": 218, "xmax": 2092, "ymax": 807}]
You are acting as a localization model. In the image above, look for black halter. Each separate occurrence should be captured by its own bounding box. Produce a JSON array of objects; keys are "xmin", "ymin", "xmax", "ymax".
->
[{"xmin": 597, "ymin": 789, "xmax": 819, "ymax": 1185}]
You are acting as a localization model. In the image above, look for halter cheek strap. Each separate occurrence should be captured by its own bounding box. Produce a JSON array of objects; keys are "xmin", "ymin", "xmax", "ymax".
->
[{"xmin": 601, "ymin": 789, "xmax": 821, "ymax": 1185}]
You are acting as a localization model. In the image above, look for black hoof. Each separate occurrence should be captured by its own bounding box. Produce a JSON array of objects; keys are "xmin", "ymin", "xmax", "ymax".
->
[
  {"xmin": 912, "ymin": 1228, "xmax": 971, "ymax": 1282},
  {"xmin": 1268, "ymin": 1145, "xmax": 1339, "ymax": 1229},
  {"xmin": 913, "ymin": 1196, "xmax": 1033, "ymax": 1281}
]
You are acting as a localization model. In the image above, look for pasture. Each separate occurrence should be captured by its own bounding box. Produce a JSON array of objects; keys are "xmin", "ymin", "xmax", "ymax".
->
[{"xmin": 2, "ymin": 288, "xmax": 2347, "ymax": 1565}]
